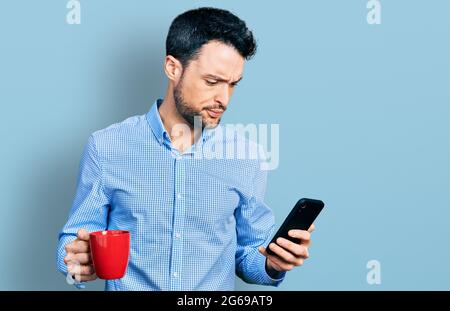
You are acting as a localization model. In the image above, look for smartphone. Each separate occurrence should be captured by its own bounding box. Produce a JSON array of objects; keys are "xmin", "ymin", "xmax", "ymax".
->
[{"xmin": 266, "ymin": 198, "xmax": 325, "ymax": 256}]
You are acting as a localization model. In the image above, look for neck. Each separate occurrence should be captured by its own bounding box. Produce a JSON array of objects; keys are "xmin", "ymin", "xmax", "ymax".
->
[{"xmin": 158, "ymin": 86, "xmax": 200, "ymax": 153}]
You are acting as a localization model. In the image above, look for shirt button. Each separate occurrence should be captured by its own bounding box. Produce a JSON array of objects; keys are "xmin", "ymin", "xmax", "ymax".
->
[
  {"xmin": 172, "ymin": 272, "xmax": 179, "ymax": 278},
  {"xmin": 175, "ymin": 233, "xmax": 181, "ymax": 239}
]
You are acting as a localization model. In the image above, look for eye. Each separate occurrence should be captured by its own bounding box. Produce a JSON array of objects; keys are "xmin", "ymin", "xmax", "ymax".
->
[{"xmin": 205, "ymin": 80, "xmax": 218, "ymax": 86}]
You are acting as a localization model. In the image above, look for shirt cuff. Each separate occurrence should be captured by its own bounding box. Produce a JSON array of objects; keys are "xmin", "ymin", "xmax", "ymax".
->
[
  {"xmin": 257, "ymin": 251, "xmax": 286, "ymax": 286},
  {"xmin": 66, "ymin": 272, "xmax": 86, "ymax": 289}
]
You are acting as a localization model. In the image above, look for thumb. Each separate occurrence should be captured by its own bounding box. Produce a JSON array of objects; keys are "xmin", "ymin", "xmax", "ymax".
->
[
  {"xmin": 258, "ymin": 246, "xmax": 268, "ymax": 257},
  {"xmin": 77, "ymin": 228, "xmax": 90, "ymax": 241}
]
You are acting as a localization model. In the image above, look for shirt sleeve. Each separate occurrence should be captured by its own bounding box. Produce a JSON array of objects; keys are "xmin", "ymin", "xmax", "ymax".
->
[
  {"xmin": 56, "ymin": 134, "xmax": 111, "ymax": 288},
  {"xmin": 234, "ymin": 158, "xmax": 286, "ymax": 286}
]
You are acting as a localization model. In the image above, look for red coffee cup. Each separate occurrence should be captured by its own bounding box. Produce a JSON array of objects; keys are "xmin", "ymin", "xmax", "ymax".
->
[{"xmin": 89, "ymin": 230, "xmax": 130, "ymax": 280}]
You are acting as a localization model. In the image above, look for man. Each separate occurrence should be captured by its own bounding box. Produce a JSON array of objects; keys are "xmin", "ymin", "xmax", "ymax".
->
[{"xmin": 57, "ymin": 7, "xmax": 314, "ymax": 290}]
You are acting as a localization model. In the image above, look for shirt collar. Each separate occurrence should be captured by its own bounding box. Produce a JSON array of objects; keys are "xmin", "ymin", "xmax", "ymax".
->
[
  {"xmin": 146, "ymin": 98, "xmax": 217, "ymax": 148},
  {"xmin": 146, "ymin": 99, "xmax": 168, "ymax": 144}
]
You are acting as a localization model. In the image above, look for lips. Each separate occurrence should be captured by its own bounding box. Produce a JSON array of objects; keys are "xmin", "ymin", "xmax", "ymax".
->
[{"xmin": 206, "ymin": 108, "xmax": 224, "ymax": 118}]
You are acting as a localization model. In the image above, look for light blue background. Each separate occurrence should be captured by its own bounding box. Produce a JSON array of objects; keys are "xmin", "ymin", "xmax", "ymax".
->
[{"xmin": 0, "ymin": 0, "xmax": 449, "ymax": 290}]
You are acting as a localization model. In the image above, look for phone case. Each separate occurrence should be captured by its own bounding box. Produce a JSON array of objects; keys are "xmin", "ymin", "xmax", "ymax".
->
[{"xmin": 266, "ymin": 198, "xmax": 324, "ymax": 256}]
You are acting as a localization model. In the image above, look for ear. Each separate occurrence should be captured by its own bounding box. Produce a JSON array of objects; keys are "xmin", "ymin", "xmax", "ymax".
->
[{"xmin": 164, "ymin": 55, "xmax": 183, "ymax": 83}]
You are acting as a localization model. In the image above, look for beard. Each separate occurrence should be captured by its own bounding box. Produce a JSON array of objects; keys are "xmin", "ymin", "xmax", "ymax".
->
[{"xmin": 173, "ymin": 76, "xmax": 225, "ymax": 129}]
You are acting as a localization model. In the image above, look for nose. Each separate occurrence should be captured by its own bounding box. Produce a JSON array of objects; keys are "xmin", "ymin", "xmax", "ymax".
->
[{"xmin": 214, "ymin": 84, "xmax": 231, "ymax": 108}]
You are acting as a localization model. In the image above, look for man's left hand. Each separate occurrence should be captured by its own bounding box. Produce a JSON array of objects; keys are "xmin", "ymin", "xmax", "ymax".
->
[{"xmin": 258, "ymin": 224, "xmax": 315, "ymax": 273}]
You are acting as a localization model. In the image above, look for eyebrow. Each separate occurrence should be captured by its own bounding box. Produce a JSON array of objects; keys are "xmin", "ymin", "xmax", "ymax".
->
[{"xmin": 203, "ymin": 74, "xmax": 243, "ymax": 85}]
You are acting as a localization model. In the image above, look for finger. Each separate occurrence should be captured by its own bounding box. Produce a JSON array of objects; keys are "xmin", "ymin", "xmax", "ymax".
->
[
  {"xmin": 79, "ymin": 274, "xmax": 97, "ymax": 282},
  {"xmin": 259, "ymin": 246, "xmax": 297, "ymax": 271},
  {"xmin": 74, "ymin": 273, "xmax": 97, "ymax": 282},
  {"xmin": 267, "ymin": 260, "xmax": 284, "ymax": 272},
  {"xmin": 77, "ymin": 228, "xmax": 90, "ymax": 241},
  {"xmin": 259, "ymin": 246, "xmax": 281, "ymax": 263},
  {"xmin": 64, "ymin": 252, "xmax": 92, "ymax": 265},
  {"xmin": 288, "ymin": 230, "xmax": 311, "ymax": 246},
  {"xmin": 258, "ymin": 246, "xmax": 268, "ymax": 257},
  {"xmin": 68, "ymin": 263, "xmax": 95, "ymax": 276},
  {"xmin": 258, "ymin": 246, "xmax": 280, "ymax": 258},
  {"xmin": 65, "ymin": 240, "xmax": 90, "ymax": 254},
  {"xmin": 268, "ymin": 242, "xmax": 299, "ymax": 265},
  {"xmin": 267, "ymin": 254, "xmax": 295, "ymax": 271},
  {"xmin": 276, "ymin": 238, "xmax": 309, "ymax": 258},
  {"xmin": 308, "ymin": 224, "xmax": 315, "ymax": 233}
]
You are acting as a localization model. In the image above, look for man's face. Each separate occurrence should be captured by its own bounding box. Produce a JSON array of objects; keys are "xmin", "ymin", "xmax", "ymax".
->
[{"xmin": 173, "ymin": 40, "xmax": 245, "ymax": 129}]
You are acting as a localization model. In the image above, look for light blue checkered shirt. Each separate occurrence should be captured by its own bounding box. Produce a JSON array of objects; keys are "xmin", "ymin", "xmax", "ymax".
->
[{"xmin": 56, "ymin": 99, "xmax": 285, "ymax": 290}]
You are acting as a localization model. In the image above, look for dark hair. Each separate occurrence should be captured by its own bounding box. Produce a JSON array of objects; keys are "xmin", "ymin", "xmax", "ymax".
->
[{"xmin": 166, "ymin": 7, "xmax": 257, "ymax": 68}]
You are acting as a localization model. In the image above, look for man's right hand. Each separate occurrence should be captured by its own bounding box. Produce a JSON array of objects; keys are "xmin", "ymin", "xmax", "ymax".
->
[{"xmin": 64, "ymin": 228, "xmax": 97, "ymax": 282}]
